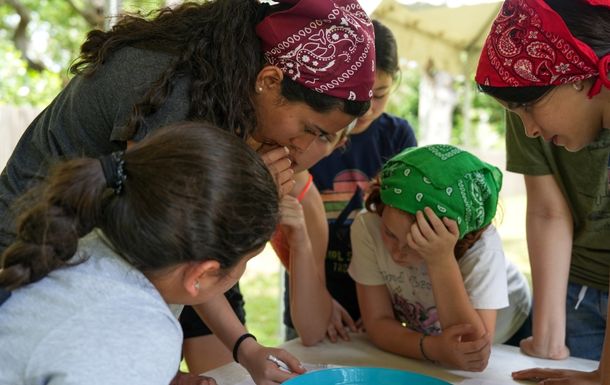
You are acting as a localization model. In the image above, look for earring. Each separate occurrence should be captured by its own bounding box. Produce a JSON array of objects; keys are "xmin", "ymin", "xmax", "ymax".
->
[
  {"xmin": 573, "ymin": 82, "xmax": 584, "ymax": 91},
  {"xmin": 194, "ymin": 281, "xmax": 200, "ymax": 290},
  {"xmin": 257, "ymin": 86, "xmax": 263, "ymax": 93}
]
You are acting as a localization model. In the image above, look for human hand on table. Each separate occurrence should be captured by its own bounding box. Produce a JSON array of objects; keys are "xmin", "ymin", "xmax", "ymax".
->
[
  {"xmin": 519, "ymin": 336, "xmax": 570, "ymax": 360},
  {"xmin": 512, "ymin": 367, "xmax": 601, "ymax": 385},
  {"xmin": 326, "ymin": 299, "xmax": 359, "ymax": 342},
  {"xmin": 427, "ymin": 324, "xmax": 490, "ymax": 372},
  {"xmin": 238, "ymin": 342, "xmax": 306, "ymax": 385}
]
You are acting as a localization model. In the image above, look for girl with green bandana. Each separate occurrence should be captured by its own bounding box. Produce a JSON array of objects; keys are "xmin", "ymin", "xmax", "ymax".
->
[{"xmin": 348, "ymin": 144, "xmax": 531, "ymax": 371}]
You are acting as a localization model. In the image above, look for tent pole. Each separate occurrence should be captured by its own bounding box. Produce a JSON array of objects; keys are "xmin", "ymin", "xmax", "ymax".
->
[{"xmin": 104, "ymin": 0, "xmax": 123, "ymax": 30}]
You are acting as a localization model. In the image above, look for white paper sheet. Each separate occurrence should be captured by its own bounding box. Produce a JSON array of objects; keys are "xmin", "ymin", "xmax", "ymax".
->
[{"xmin": 234, "ymin": 363, "xmax": 343, "ymax": 385}]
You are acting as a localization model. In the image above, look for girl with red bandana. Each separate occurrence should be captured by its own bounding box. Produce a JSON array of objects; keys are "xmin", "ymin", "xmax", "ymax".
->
[
  {"xmin": 476, "ymin": 0, "xmax": 610, "ymax": 383},
  {"xmin": 0, "ymin": 0, "xmax": 376, "ymax": 383}
]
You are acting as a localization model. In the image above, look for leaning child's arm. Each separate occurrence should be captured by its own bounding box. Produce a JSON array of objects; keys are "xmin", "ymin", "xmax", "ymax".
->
[
  {"xmin": 192, "ymin": 297, "xmax": 304, "ymax": 384},
  {"xmin": 356, "ymin": 282, "xmax": 422, "ymax": 357},
  {"xmin": 282, "ymin": 172, "xmax": 333, "ymax": 345},
  {"xmin": 408, "ymin": 208, "xmax": 487, "ymax": 340}
]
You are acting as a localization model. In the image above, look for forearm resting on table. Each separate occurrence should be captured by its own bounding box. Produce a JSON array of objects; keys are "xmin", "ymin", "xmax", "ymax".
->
[
  {"xmin": 358, "ymin": 284, "xmax": 428, "ymax": 360},
  {"xmin": 365, "ymin": 316, "xmax": 424, "ymax": 359},
  {"xmin": 428, "ymin": 258, "xmax": 487, "ymax": 340}
]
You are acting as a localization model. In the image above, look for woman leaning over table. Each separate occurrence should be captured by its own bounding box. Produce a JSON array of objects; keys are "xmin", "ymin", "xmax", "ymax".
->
[{"xmin": 0, "ymin": 0, "xmax": 376, "ymax": 382}]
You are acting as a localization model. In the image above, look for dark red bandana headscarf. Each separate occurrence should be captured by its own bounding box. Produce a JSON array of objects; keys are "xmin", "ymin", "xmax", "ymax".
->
[
  {"xmin": 256, "ymin": 0, "xmax": 375, "ymax": 102},
  {"xmin": 475, "ymin": 0, "xmax": 610, "ymax": 98}
]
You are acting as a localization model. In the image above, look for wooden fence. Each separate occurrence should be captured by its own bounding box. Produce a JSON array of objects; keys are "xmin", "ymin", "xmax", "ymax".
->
[{"xmin": 0, "ymin": 105, "xmax": 41, "ymax": 170}]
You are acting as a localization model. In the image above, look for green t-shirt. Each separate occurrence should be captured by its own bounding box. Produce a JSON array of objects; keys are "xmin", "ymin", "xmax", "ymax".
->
[{"xmin": 506, "ymin": 112, "xmax": 610, "ymax": 291}]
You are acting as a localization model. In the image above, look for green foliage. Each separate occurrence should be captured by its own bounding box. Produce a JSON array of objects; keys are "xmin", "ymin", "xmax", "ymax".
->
[
  {"xmin": 385, "ymin": 65, "xmax": 420, "ymax": 137},
  {"xmin": 0, "ymin": 41, "xmax": 64, "ymax": 105},
  {"xmin": 383, "ymin": 64, "xmax": 505, "ymax": 148},
  {"xmin": 0, "ymin": 0, "xmax": 167, "ymax": 107},
  {"xmin": 451, "ymin": 75, "xmax": 506, "ymax": 148},
  {"xmin": 121, "ymin": 0, "xmax": 168, "ymax": 15}
]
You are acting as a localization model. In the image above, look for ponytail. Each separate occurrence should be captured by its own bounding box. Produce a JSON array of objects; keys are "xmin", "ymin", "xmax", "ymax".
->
[
  {"xmin": 1, "ymin": 121, "xmax": 279, "ymax": 291},
  {"xmin": 0, "ymin": 159, "xmax": 108, "ymax": 290}
]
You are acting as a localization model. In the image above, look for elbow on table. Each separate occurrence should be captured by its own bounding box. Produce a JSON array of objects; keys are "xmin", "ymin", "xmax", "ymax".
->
[
  {"xmin": 292, "ymin": 315, "xmax": 328, "ymax": 346},
  {"xmin": 297, "ymin": 329, "xmax": 326, "ymax": 346}
]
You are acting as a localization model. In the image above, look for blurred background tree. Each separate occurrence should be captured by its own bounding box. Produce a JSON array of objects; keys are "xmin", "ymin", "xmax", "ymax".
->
[
  {"xmin": 385, "ymin": 62, "xmax": 505, "ymax": 149},
  {"xmin": 1, "ymin": 0, "xmax": 504, "ymax": 145},
  {"xmin": 0, "ymin": 0, "xmax": 167, "ymax": 106}
]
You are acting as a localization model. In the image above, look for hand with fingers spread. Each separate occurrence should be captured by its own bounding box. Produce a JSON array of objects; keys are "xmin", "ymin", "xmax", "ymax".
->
[
  {"xmin": 406, "ymin": 207, "xmax": 459, "ymax": 266},
  {"xmin": 512, "ymin": 367, "xmax": 601, "ymax": 385},
  {"xmin": 326, "ymin": 298, "xmax": 358, "ymax": 342},
  {"xmin": 427, "ymin": 324, "xmax": 491, "ymax": 372},
  {"xmin": 256, "ymin": 145, "xmax": 295, "ymax": 197}
]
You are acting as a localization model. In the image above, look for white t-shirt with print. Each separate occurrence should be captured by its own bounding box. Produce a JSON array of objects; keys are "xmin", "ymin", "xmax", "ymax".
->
[{"xmin": 348, "ymin": 211, "xmax": 530, "ymax": 343}]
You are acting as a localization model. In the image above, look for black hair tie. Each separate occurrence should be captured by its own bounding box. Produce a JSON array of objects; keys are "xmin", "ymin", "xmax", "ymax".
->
[{"xmin": 99, "ymin": 151, "xmax": 126, "ymax": 195}]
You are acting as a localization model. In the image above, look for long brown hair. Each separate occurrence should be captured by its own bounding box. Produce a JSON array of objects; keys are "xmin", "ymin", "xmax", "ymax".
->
[
  {"xmin": 0, "ymin": 121, "xmax": 278, "ymax": 290},
  {"xmin": 365, "ymin": 177, "xmax": 487, "ymax": 260},
  {"xmin": 70, "ymin": 0, "xmax": 369, "ymax": 140}
]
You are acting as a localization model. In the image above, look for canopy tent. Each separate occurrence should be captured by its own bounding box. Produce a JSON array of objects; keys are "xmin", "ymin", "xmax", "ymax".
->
[
  {"xmin": 364, "ymin": 0, "xmax": 503, "ymax": 146},
  {"xmin": 370, "ymin": 0, "xmax": 502, "ymax": 76}
]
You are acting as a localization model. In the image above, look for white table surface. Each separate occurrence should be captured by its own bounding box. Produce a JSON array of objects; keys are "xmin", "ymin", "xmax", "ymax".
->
[{"xmin": 205, "ymin": 333, "xmax": 598, "ymax": 385}]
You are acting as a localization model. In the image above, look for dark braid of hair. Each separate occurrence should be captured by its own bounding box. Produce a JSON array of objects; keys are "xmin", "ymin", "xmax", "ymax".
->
[
  {"xmin": 364, "ymin": 178, "xmax": 487, "ymax": 261},
  {"xmin": 0, "ymin": 159, "xmax": 106, "ymax": 290},
  {"xmin": 70, "ymin": 0, "xmax": 264, "ymax": 139},
  {"xmin": 0, "ymin": 121, "xmax": 279, "ymax": 291}
]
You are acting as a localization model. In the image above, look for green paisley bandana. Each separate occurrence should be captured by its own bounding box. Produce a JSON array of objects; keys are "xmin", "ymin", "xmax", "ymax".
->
[{"xmin": 380, "ymin": 144, "xmax": 503, "ymax": 239}]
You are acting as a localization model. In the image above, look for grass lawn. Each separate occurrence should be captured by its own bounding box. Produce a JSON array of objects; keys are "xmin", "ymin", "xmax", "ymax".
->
[
  {"xmin": 240, "ymin": 242, "xmax": 283, "ymax": 346},
  {"xmin": 242, "ymin": 269, "xmax": 283, "ymax": 347}
]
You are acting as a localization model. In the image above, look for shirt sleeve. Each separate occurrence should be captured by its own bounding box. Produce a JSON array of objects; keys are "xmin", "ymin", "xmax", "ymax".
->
[
  {"xmin": 458, "ymin": 227, "xmax": 509, "ymax": 310},
  {"xmin": 391, "ymin": 116, "xmax": 417, "ymax": 153},
  {"xmin": 401, "ymin": 120, "xmax": 418, "ymax": 149},
  {"xmin": 348, "ymin": 213, "xmax": 386, "ymax": 286},
  {"xmin": 505, "ymin": 111, "xmax": 553, "ymax": 175}
]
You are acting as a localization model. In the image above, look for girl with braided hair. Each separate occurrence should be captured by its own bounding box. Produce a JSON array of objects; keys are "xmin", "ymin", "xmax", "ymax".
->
[{"xmin": 0, "ymin": 122, "xmax": 284, "ymax": 385}]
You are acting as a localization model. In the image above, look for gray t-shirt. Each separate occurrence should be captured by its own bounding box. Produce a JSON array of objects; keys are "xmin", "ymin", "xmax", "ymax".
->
[
  {"xmin": 0, "ymin": 47, "xmax": 191, "ymax": 252},
  {"xmin": 0, "ymin": 230, "xmax": 183, "ymax": 385}
]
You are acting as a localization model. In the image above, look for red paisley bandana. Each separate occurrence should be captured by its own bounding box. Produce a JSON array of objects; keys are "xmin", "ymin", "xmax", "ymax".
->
[
  {"xmin": 475, "ymin": 0, "xmax": 610, "ymax": 98},
  {"xmin": 255, "ymin": 0, "xmax": 375, "ymax": 102}
]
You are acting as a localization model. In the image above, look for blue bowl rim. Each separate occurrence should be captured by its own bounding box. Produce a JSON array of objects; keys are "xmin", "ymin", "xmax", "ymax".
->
[{"xmin": 284, "ymin": 366, "xmax": 451, "ymax": 385}]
